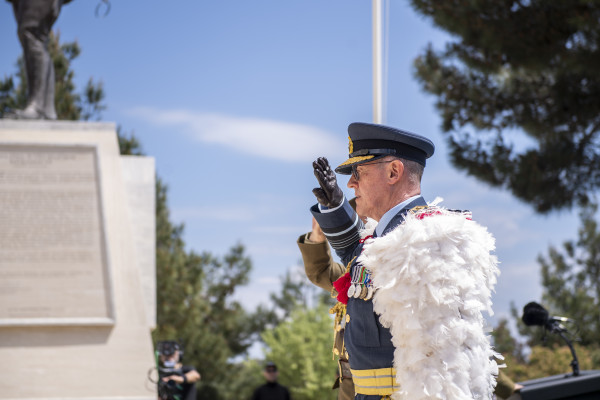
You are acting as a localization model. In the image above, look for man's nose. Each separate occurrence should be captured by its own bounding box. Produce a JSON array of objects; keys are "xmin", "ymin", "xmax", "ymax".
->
[{"xmin": 347, "ymin": 175, "xmax": 357, "ymax": 188}]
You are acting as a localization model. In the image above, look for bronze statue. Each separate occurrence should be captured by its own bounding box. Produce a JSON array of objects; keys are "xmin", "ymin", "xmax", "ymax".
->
[{"xmin": 6, "ymin": 0, "xmax": 72, "ymax": 120}]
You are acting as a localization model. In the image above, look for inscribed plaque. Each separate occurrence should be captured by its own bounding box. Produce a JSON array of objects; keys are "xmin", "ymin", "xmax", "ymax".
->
[{"xmin": 0, "ymin": 144, "xmax": 113, "ymax": 325}]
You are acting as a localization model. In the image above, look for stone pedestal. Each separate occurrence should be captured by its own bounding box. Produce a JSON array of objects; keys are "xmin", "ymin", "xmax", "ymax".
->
[{"xmin": 0, "ymin": 120, "xmax": 156, "ymax": 399}]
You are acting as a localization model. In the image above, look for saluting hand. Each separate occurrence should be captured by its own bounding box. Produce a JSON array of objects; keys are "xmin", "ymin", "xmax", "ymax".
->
[{"xmin": 312, "ymin": 157, "xmax": 343, "ymax": 208}]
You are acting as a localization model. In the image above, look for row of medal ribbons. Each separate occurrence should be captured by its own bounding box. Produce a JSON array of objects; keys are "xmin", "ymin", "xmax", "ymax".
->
[{"xmin": 348, "ymin": 264, "xmax": 373, "ymax": 300}]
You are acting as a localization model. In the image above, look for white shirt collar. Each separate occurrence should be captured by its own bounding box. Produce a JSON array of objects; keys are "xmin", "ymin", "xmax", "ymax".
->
[{"xmin": 375, "ymin": 194, "xmax": 422, "ymax": 237}]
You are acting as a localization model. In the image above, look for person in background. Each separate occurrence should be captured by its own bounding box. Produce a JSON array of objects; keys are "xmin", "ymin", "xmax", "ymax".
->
[
  {"xmin": 156, "ymin": 341, "xmax": 201, "ymax": 400},
  {"xmin": 251, "ymin": 361, "xmax": 291, "ymax": 400}
]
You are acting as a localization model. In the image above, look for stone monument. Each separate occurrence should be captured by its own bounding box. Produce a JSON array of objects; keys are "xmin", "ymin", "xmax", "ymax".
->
[{"xmin": 0, "ymin": 120, "xmax": 157, "ymax": 399}]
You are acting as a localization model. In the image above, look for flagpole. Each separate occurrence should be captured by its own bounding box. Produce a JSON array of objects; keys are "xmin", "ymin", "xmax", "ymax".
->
[{"xmin": 372, "ymin": 0, "xmax": 383, "ymax": 124}]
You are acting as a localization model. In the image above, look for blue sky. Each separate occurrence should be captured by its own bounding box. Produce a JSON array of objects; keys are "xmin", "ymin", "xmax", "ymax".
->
[{"xmin": 1, "ymin": 1, "xmax": 581, "ymax": 329}]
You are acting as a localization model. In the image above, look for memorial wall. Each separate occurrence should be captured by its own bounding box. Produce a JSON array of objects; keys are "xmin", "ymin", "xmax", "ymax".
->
[{"xmin": 0, "ymin": 120, "xmax": 156, "ymax": 400}]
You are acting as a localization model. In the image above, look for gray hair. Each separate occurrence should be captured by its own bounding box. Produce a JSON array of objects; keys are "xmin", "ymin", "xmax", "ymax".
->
[{"xmin": 383, "ymin": 155, "xmax": 424, "ymax": 187}]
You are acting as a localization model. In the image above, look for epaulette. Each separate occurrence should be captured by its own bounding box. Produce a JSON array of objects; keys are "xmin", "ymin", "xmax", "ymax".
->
[{"xmin": 409, "ymin": 205, "xmax": 472, "ymax": 220}]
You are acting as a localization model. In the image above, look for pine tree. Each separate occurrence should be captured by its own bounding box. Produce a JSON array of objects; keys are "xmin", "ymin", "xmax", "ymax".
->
[
  {"xmin": 510, "ymin": 204, "xmax": 600, "ymax": 347},
  {"xmin": 532, "ymin": 203, "xmax": 599, "ymax": 346},
  {"xmin": 268, "ymin": 265, "xmax": 334, "ymax": 320},
  {"xmin": 152, "ymin": 187, "xmax": 258, "ymax": 398},
  {"xmin": 503, "ymin": 203, "xmax": 600, "ymax": 379},
  {"xmin": 492, "ymin": 318, "xmax": 525, "ymax": 363},
  {"xmin": 411, "ymin": 1, "xmax": 600, "ymax": 213}
]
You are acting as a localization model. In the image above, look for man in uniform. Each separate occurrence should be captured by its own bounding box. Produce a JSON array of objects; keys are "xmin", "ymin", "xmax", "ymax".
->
[
  {"xmin": 298, "ymin": 216, "xmax": 521, "ymax": 399},
  {"xmin": 308, "ymin": 122, "xmax": 500, "ymax": 399}
]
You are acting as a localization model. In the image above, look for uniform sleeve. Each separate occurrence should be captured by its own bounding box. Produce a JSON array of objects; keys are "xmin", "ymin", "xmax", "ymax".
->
[
  {"xmin": 297, "ymin": 233, "xmax": 346, "ymax": 292},
  {"xmin": 494, "ymin": 370, "xmax": 516, "ymax": 399},
  {"xmin": 310, "ymin": 198, "xmax": 363, "ymax": 265}
]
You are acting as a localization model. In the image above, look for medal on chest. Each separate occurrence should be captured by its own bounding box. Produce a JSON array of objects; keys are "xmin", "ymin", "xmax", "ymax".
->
[
  {"xmin": 346, "ymin": 234, "xmax": 376, "ymax": 301},
  {"xmin": 347, "ymin": 262, "xmax": 374, "ymax": 300}
]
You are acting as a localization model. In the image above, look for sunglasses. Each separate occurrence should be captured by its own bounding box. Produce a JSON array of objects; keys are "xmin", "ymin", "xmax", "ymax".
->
[{"xmin": 351, "ymin": 160, "xmax": 393, "ymax": 181}]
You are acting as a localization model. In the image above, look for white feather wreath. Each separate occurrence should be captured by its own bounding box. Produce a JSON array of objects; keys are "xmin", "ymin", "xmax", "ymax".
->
[{"xmin": 357, "ymin": 206, "xmax": 500, "ymax": 400}]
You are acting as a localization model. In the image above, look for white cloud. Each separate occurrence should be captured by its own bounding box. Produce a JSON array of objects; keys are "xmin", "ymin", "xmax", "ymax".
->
[{"xmin": 128, "ymin": 107, "xmax": 345, "ymax": 162}]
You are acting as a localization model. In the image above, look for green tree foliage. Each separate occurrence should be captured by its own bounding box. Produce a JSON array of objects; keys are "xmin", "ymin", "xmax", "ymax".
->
[
  {"xmin": 538, "ymin": 203, "xmax": 600, "ymax": 346},
  {"xmin": 523, "ymin": 345, "xmax": 598, "ymax": 381},
  {"xmin": 152, "ymin": 180, "xmax": 261, "ymax": 399},
  {"xmin": 119, "ymin": 129, "xmax": 266, "ymax": 398},
  {"xmin": 491, "ymin": 318, "xmax": 527, "ymax": 384},
  {"xmin": 122, "ymin": 131, "xmax": 264, "ymax": 398},
  {"xmin": 270, "ymin": 269, "xmax": 308, "ymax": 319},
  {"xmin": 411, "ymin": 1, "xmax": 600, "ymax": 213},
  {"xmin": 246, "ymin": 266, "xmax": 336, "ymax": 347},
  {"xmin": 229, "ymin": 270, "xmax": 337, "ymax": 400},
  {"xmin": 219, "ymin": 359, "xmax": 264, "ymax": 400},
  {"xmin": 269, "ymin": 266, "xmax": 334, "ymax": 319},
  {"xmin": 0, "ymin": 31, "xmax": 105, "ymax": 120},
  {"xmin": 499, "ymin": 343, "xmax": 598, "ymax": 382},
  {"xmin": 502, "ymin": 203, "xmax": 600, "ymax": 380},
  {"xmin": 511, "ymin": 203, "xmax": 600, "ymax": 347},
  {"xmin": 492, "ymin": 318, "xmax": 525, "ymax": 364},
  {"xmin": 262, "ymin": 301, "xmax": 338, "ymax": 400},
  {"xmin": 493, "ymin": 319, "xmax": 599, "ymax": 382},
  {"xmin": 118, "ymin": 126, "xmax": 144, "ymax": 156}
]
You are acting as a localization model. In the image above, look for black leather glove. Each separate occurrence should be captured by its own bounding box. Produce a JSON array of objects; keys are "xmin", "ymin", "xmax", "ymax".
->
[{"xmin": 312, "ymin": 157, "xmax": 344, "ymax": 208}]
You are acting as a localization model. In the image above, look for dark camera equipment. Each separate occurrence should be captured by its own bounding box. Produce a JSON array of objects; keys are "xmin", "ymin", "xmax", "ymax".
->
[
  {"xmin": 157, "ymin": 341, "xmax": 181, "ymax": 357},
  {"xmin": 157, "ymin": 373, "xmax": 184, "ymax": 400},
  {"xmin": 148, "ymin": 341, "xmax": 186, "ymax": 400},
  {"xmin": 522, "ymin": 301, "xmax": 580, "ymax": 376}
]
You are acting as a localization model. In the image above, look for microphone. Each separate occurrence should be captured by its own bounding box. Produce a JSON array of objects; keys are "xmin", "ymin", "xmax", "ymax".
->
[
  {"xmin": 521, "ymin": 301, "xmax": 580, "ymax": 376},
  {"xmin": 522, "ymin": 302, "xmax": 573, "ymax": 330},
  {"xmin": 522, "ymin": 301, "xmax": 549, "ymax": 327}
]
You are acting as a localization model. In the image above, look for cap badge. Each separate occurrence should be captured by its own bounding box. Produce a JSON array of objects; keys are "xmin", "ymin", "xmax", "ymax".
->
[{"xmin": 348, "ymin": 136, "xmax": 353, "ymax": 155}]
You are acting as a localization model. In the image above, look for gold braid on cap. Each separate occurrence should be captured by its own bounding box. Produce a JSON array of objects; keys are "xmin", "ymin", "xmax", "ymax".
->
[{"xmin": 337, "ymin": 155, "xmax": 375, "ymax": 167}]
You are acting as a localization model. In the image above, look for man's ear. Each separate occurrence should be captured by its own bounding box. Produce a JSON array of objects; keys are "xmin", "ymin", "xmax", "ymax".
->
[{"xmin": 388, "ymin": 159, "xmax": 404, "ymax": 184}]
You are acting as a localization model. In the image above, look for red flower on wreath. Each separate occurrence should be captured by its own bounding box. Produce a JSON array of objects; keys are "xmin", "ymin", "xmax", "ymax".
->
[
  {"xmin": 333, "ymin": 272, "xmax": 351, "ymax": 304},
  {"xmin": 415, "ymin": 210, "xmax": 442, "ymax": 220}
]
